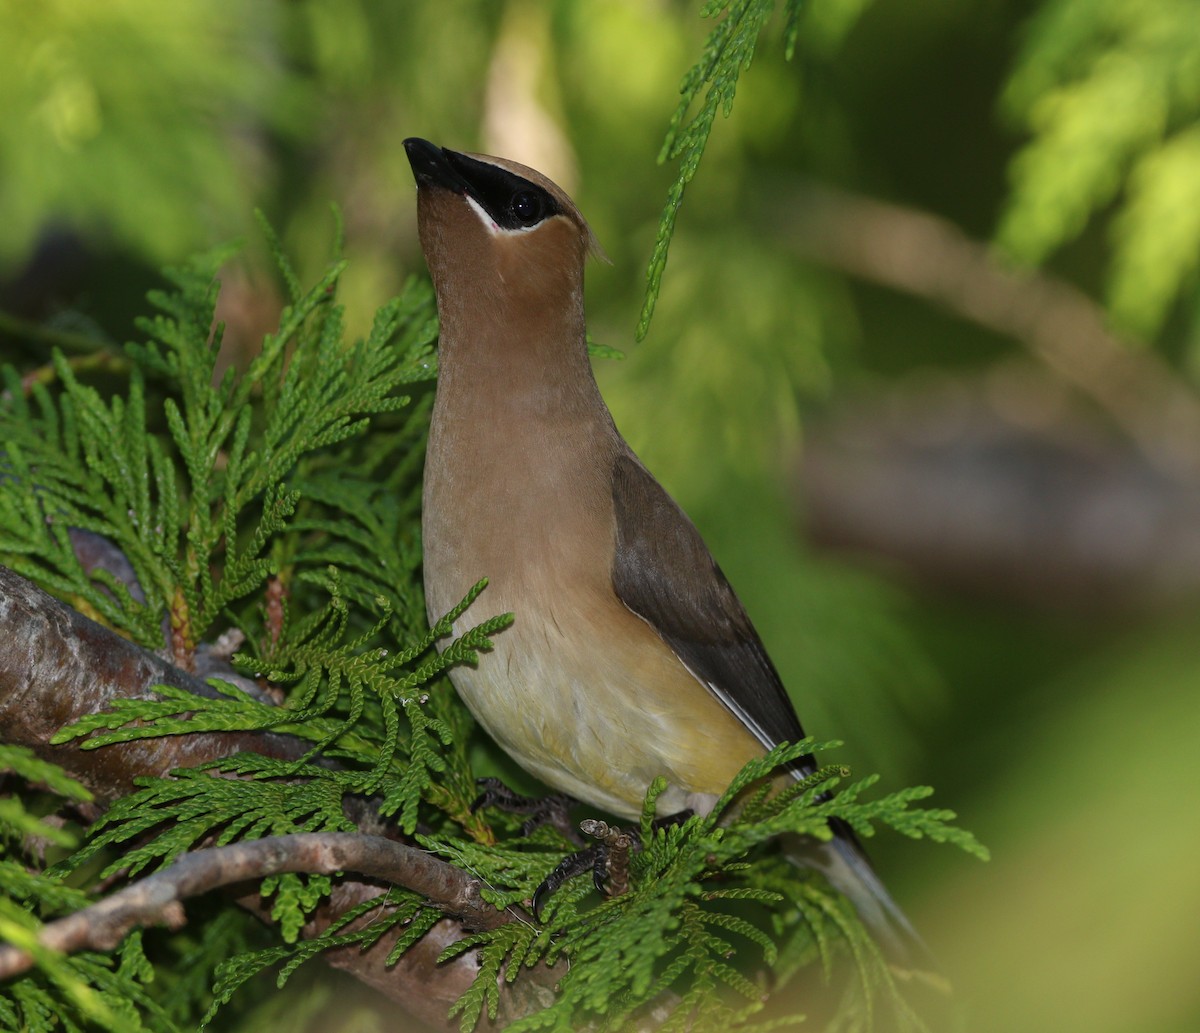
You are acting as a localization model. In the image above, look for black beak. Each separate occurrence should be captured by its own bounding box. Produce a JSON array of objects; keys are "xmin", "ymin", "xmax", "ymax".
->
[{"xmin": 403, "ymin": 138, "xmax": 472, "ymax": 193}]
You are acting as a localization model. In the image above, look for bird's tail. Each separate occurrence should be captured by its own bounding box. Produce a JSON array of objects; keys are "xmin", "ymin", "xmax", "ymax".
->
[{"xmin": 790, "ymin": 823, "xmax": 948, "ymax": 991}]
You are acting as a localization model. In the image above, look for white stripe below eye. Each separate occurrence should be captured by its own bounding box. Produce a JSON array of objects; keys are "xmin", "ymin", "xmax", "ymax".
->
[
  {"xmin": 464, "ymin": 192, "xmax": 543, "ymax": 237},
  {"xmin": 465, "ymin": 194, "xmax": 499, "ymax": 233}
]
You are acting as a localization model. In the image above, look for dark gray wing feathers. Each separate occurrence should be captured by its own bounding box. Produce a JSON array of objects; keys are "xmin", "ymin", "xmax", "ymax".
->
[
  {"xmin": 610, "ymin": 456, "xmax": 924, "ymax": 966},
  {"xmin": 610, "ymin": 453, "xmax": 812, "ymax": 769}
]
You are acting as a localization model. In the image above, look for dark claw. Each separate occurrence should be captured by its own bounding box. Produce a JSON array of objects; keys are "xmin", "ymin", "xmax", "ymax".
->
[
  {"xmin": 591, "ymin": 846, "xmax": 610, "ymax": 895},
  {"xmin": 471, "ymin": 777, "xmax": 578, "ymax": 841},
  {"xmin": 533, "ymin": 817, "xmax": 654, "ymax": 919},
  {"xmin": 532, "ymin": 847, "xmax": 600, "ymax": 921},
  {"xmin": 483, "ymin": 795, "xmax": 692, "ymax": 922},
  {"xmin": 470, "ymin": 776, "xmax": 531, "ymax": 814}
]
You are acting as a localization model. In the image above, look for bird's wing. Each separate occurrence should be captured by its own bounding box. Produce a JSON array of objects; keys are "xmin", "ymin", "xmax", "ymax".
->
[
  {"xmin": 610, "ymin": 453, "xmax": 813, "ymax": 770},
  {"xmin": 611, "ymin": 457, "xmax": 930, "ymax": 969}
]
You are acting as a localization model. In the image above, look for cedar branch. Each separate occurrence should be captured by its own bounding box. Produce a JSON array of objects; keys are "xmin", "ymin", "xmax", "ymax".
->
[{"xmin": 0, "ymin": 566, "xmax": 553, "ymax": 1030}]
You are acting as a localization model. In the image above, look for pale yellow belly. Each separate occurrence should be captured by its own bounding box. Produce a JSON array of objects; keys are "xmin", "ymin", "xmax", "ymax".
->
[{"xmin": 438, "ymin": 581, "xmax": 765, "ymax": 820}]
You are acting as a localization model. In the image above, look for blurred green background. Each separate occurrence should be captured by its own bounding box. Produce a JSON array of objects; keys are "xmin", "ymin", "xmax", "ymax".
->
[{"xmin": 4, "ymin": 1, "xmax": 1199, "ymax": 1030}]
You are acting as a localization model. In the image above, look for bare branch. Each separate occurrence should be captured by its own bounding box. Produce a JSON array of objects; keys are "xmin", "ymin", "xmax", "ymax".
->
[{"xmin": 0, "ymin": 832, "xmax": 511, "ymax": 981}]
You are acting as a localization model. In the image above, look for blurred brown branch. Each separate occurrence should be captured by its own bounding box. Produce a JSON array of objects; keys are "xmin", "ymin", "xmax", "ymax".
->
[
  {"xmin": 799, "ymin": 377, "xmax": 1200, "ymax": 610},
  {"xmin": 781, "ymin": 181, "xmax": 1200, "ymax": 482}
]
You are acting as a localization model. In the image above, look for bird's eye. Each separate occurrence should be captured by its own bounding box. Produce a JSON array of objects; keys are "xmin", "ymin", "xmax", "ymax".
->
[{"xmin": 509, "ymin": 190, "xmax": 544, "ymax": 226}]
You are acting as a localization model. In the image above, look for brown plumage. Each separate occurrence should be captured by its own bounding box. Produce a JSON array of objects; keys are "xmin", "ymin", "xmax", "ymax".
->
[{"xmin": 403, "ymin": 138, "xmax": 928, "ymax": 968}]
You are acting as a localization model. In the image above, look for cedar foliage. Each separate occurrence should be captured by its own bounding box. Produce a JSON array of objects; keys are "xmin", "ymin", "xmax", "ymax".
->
[
  {"xmin": 0, "ymin": 224, "xmax": 984, "ymax": 1031},
  {"xmin": 0, "ymin": 1, "xmax": 1040, "ymax": 1029}
]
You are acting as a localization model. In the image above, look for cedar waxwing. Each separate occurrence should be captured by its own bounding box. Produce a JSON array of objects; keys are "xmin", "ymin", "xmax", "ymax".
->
[{"xmin": 403, "ymin": 137, "xmax": 927, "ymax": 968}]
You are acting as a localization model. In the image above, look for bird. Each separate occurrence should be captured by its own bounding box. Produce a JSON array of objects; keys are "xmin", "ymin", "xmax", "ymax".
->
[{"xmin": 402, "ymin": 136, "xmax": 928, "ymax": 969}]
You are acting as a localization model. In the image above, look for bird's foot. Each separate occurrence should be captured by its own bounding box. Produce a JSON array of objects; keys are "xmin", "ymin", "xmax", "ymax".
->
[
  {"xmin": 532, "ymin": 819, "xmax": 636, "ymax": 920},
  {"xmin": 471, "ymin": 777, "xmax": 578, "ymax": 842},
  {"xmin": 530, "ymin": 812, "xmax": 694, "ymax": 920}
]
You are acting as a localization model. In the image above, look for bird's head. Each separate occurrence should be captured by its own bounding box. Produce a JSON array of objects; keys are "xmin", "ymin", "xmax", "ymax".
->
[{"xmin": 403, "ymin": 138, "xmax": 603, "ymax": 322}]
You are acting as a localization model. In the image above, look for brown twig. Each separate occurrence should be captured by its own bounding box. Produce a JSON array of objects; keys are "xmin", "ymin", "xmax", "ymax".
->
[{"xmin": 0, "ymin": 832, "xmax": 509, "ymax": 981}]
